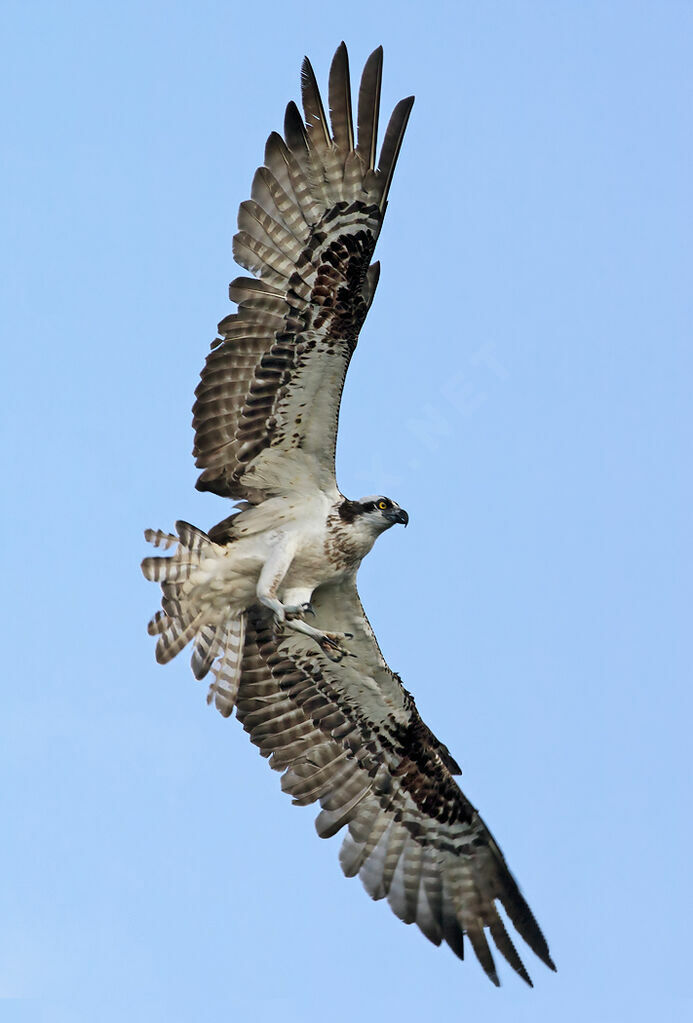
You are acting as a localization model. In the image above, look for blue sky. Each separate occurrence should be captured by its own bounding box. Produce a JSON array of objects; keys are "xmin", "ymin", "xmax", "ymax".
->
[{"xmin": 2, "ymin": 1, "xmax": 691, "ymax": 1020}]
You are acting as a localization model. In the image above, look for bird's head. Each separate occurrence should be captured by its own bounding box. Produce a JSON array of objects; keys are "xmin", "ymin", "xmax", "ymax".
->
[{"xmin": 338, "ymin": 495, "xmax": 409, "ymax": 537}]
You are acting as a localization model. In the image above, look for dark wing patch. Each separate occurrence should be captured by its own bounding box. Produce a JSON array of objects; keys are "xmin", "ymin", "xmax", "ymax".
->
[{"xmin": 193, "ymin": 44, "xmax": 414, "ymax": 500}]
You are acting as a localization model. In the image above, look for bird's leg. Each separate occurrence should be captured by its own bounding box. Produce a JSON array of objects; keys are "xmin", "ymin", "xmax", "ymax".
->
[
  {"xmin": 256, "ymin": 540, "xmax": 298, "ymax": 624},
  {"xmin": 285, "ymin": 602, "xmax": 315, "ymax": 617},
  {"xmin": 257, "ymin": 552, "xmax": 353, "ymax": 661},
  {"xmin": 283, "ymin": 617, "xmax": 355, "ymax": 663},
  {"xmin": 281, "ymin": 587, "xmax": 315, "ymax": 619},
  {"xmin": 279, "ymin": 587, "xmax": 353, "ymax": 662}
]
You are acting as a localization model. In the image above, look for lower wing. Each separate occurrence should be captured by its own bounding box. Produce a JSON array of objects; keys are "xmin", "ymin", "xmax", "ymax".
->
[{"xmin": 227, "ymin": 578, "xmax": 556, "ymax": 986}]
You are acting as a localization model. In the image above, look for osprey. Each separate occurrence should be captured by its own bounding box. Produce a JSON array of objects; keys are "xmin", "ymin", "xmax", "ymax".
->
[{"xmin": 142, "ymin": 44, "xmax": 556, "ymax": 986}]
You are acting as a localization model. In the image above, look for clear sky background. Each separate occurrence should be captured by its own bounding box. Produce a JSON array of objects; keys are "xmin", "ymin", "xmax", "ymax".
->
[{"xmin": 2, "ymin": 1, "xmax": 691, "ymax": 1020}]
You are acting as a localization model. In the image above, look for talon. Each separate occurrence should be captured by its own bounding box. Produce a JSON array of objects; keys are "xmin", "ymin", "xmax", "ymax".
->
[
  {"xmin": 319, "ymin": 637, "xmax": 345, "ymax": 663},
  {"xmin": 284, "ymin": 601, "xmax": 315, "ymax": 621},
  {"xmin": 318, "ymin": 631, "xmax": 353, "ymax": 663},
  {"xmin": 281, "ymin": 616, "xmax": 354, "ymax": 662}
]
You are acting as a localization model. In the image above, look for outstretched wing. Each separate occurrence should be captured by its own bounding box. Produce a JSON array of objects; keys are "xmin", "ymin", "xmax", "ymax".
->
[
  {"xmin": 220, "ymin": 582, "xmax": 556, "ymax": 986},
  {"xmin": 193, "ymin": 44, "xmax": 413, "ymax": 502}
]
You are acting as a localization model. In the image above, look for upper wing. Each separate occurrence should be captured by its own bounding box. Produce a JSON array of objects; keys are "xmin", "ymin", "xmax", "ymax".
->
[
  {"xmin": 193, "ymin": 44, "xmax": 414, "ymax": 502},
  {"xmin": 223, "ymin": 581, "xmax": 556, "ymax": 986}
]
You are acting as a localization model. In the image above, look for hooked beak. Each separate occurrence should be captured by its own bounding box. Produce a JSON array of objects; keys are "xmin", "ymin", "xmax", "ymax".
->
[{"xmin": 384, "ymin": 507, "xmax": 409, "ymax": 527}]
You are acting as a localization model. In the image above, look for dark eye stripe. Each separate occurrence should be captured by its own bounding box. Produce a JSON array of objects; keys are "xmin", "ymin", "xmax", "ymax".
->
[{"xmin": 351, "ymin": 498, "xmax": 393, "ymax": 515}]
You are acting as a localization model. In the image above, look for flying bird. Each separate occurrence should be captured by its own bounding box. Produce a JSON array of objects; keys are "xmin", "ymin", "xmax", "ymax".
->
[{"xmin": 142, "ymin": 43, "xmax": 556, "ymax": 986}]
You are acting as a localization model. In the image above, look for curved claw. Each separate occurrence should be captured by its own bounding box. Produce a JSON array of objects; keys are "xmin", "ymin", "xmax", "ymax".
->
[
  {"xmin": 284, "ymin": 601, "xmax": 315, "ymax": 620},
  {"xmin": 282, "ymin": 616, "xmax": 356, "ymax": 661},
  {"xmin": 319, "ymin": 632, "xmax": 356, "ymax": 662},
  {"xmin": 319, "ymin": 638, "xmax": 346, "ymax": 662}
]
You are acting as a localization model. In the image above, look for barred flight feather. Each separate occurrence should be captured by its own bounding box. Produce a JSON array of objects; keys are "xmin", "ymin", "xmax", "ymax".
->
[
  {"xmin": 414, "ymin": 873, "xmax": 443, "ymax": 947},
  {"xmin": 489, "ymin": 913, "xmax": 532, "ymax": 986},
  {"xmin": 388, "ymin": 840, "xmax": 420, "ymax": 924},
  {"xmin": 191, "ymin": 624, "xmax": 220, "ymax": 681},
  {"xmin": 155, "ymin": 611, "xmax": 204, "ymax": 665},
  {"xmin": 314, "ymin": 783, "xmax": 372, "ymax": 841},
  {"xmin": 328, "ymin": 44, "xmax": 354, "ymax": 153},
  {"xmin": 147, "ymin": 610, "xmax": 168, "ymax": 636},
  {"xmin": 356, "ymin": 47, "xmax": 382, "ymax": 168},
  {"xmin": 206, "ymin": 615, "xmax": 246, "ymax": 717},
  {"xmin": 318, "ymin": 770, "xmax": 368, "ymax": 814},
  {"xmin": 143, "ymin": 529, "xmax": 178, "ymax": 550},
  {"xmin": 359, "ymin": 820, "xmax": 401, "ymax": 900},
  {"xmin": 378, "ymin": 821, "xmax": 411, "ymax": 899},
  {"xmin": 468, "ymin": 925, "xmax": 500, "ymax": 986}
]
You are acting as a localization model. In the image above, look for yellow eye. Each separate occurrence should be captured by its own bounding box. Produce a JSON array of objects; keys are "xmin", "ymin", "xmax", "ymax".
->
[{"xmin": 378, "ymin": 500, "xmax": 388, "ymax": 510}]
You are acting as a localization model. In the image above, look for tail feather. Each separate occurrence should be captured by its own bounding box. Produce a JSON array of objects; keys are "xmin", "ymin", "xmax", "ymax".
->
[
  {"xmin": 206, "ymin": 615, "xmax": 246, "ymax": 718},
  {"xmin": 143, "ymin": 528, "xmax": 178, "ymax": 550},
  {"xmin": 147, "ymin": 610, "xmax": 169, "ymax": 635},
  {"xmin": 174, "ymin": 519, "xmax": 214, "ymax": 552},
  {"xmin": 155, "ymin": 610, "xmax": 204, "ymax": 664},
  {"xmin": 143, "ymin": 522, "xmax": 247, "ymax": 718},
  {"xmin": 142, "ymin": 556, "xmax": 199, "ymax": 583},
  {"xmin": 191, "ymin": 623, "xmax": 221, "ymax": 680}
]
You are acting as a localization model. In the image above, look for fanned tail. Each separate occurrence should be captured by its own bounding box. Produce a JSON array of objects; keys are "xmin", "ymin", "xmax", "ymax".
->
[{"xmin": 142, "ymin": 523, "xmax": 247, "ymax": 717}]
